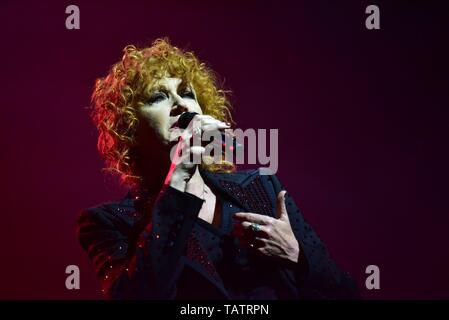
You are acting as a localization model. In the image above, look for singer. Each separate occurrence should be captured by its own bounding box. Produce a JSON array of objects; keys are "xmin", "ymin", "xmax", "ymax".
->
[{"xmin": 77, "ymin": 38, "xmax": 359, "ymax": 299}]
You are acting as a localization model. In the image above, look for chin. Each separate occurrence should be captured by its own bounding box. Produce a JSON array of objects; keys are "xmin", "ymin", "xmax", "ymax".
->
[{"xmin": 160, "ymin": 130, "xmax": 174, "ymax": 146}]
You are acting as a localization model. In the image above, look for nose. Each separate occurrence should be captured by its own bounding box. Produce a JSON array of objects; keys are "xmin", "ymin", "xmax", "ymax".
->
[{"xmin": 170, "ymin": 102, "xmax": 188, "ymax": 117}]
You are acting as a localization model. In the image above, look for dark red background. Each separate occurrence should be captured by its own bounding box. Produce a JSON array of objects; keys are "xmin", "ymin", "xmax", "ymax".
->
[{"xmin": 1, "ymin": 0, "xmax": 448, "ymax": 299}]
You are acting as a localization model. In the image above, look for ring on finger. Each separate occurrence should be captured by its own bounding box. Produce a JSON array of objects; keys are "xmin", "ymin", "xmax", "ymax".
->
[
  {"xmin": 193, "ymin": 127, "xmax": 201, "ymax": 135},
  {"xmin": 250, "ymin": 222, "xmax": 261, "ymax": 233}
]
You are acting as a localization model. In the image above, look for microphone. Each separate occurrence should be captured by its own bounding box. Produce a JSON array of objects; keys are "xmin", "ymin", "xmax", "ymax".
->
[
  {"xmin": 177, "ymin": 112, "xmax": 240, "ymax": 156},
  {"xmin": 177, "ymin": 111, "xmax": 199, "ymax": 130}
]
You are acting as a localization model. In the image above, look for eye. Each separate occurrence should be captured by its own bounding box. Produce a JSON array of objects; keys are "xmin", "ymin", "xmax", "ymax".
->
[
  {"xmin": 180, "ymin": 90, "xmax": 196, "ymax": 99},
  {"xmin": 148, "ymin": 92, "xmax": 167, "ymax": 104}
]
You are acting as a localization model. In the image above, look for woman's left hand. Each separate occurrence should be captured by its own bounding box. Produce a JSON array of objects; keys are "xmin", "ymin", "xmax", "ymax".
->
[{"xmin": 233, "ymin": 191, "xmax": 300, "ymax": 264}]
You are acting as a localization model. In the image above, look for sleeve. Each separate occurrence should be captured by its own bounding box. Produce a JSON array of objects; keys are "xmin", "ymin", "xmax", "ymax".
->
[
  {"xmin": 268, "ymin": 174, "xmax": 360, "ymax": 300},
  {"xmin": 77, "ymin": 185, "xmax": 204, "ymax": 299}
]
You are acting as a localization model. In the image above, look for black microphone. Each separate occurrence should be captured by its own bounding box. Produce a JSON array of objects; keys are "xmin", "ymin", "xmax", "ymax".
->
[
  {"xmin": 177, "ymin": 111, "xmax": 199, "ymax": 130},
  {"xmin": 177, "ymin": 112, "xmax": 240, "ymax": 155}
]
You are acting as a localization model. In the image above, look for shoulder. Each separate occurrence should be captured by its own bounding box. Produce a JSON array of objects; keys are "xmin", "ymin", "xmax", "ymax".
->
[{"xmin": 76, "ymin": 194, "xmax": 143, "ymax": 232}]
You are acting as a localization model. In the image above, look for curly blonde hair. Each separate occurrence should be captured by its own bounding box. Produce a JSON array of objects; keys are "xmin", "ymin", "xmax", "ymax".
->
[{"xmin": 90, "ymin": 38, "xmax": 235, "ymax": 189}]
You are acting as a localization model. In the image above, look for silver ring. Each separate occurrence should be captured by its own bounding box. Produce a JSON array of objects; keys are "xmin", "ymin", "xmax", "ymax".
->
[
  {"xmin": 193, "ymin": 127, "xmax": 201, "ymax": 135},
  {"xmin": 251, "ymin": 223, "xmax": 261, "ymax": 233}
]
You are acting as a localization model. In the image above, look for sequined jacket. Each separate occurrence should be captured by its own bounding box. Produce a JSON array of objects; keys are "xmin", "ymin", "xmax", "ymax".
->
[{"xmin": 77, "ymin": 169, "xmax": 359, "ymax": 299}]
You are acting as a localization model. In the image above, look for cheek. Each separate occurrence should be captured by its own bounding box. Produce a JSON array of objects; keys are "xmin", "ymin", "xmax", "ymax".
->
[{"xmin": 137, "ymin": 106, "xmax": 170, "ymax": 133}]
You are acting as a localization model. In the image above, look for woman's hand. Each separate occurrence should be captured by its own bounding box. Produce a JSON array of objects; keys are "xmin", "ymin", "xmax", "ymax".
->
[
  {"xmin": 166, "ymin": 114, "xmax": 230, "ymax": 192},
  {"xmin": 233, "ymin": 191, "xmax": 301, "ymax": 264}
]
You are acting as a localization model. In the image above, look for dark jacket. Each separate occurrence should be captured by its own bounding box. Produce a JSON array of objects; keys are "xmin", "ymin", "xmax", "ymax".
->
[{"xmin": 77, "ymin": 169, "xmax": 359, "ymax": 299}]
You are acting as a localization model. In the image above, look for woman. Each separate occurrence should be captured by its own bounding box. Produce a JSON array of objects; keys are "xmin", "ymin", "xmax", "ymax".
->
[{"xmin": 77, "ymin": 38, "xmax": 358, "ymax": 299}]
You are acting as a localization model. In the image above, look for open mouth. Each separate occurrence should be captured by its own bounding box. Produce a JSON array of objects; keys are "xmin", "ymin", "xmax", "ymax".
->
[
  {"xmin": 169, "ymin": 112, "xmax": 189, "ymax": 129},
  {"xmin": 169, "ymin": 114, "xmax": 181, "ymax": 129},
  {"xmin": 170, "ymin": 120, "xmax": 179, "ymax": 129}
]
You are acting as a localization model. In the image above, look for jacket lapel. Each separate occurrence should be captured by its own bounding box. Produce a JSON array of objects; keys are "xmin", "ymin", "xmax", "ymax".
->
[
  {"xmin": 122, "ymin": 169, "xmax": 277, "ymax": 298},
  {"xmin": 201, "ymin": 169, "xmax": 276, "ymax": 217}
]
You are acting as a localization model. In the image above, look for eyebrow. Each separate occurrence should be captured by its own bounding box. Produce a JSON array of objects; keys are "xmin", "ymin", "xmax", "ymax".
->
[{"xmin": 152, "ymin": 81, "xmax": 192, "ymax": 92}]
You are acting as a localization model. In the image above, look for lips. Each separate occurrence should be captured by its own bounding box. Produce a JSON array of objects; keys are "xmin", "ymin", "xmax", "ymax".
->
[
  {"xmin": 169, "ymin": 112, "xmax": 188, "ymax": 129},
  {"xmin": 170, "ymin": 120, "xmax": 179, "ymax": 129}
]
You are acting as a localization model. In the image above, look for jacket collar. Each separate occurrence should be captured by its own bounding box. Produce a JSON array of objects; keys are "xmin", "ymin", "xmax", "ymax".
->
[
  {"xmin": 122, "ymin": 169, "xmax": 263, "ymax": 212},
  {"xmin": 200, "ymin": 168, "xmax": 262, "ymax": 212}
]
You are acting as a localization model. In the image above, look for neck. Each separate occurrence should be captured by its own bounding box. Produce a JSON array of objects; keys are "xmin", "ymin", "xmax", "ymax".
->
[
  {"xmin": 185, "ymin": 166, "xmax": 206, "ymax": 198},
  {"xmin": 135, "ymin": 150, "xmax": 171, "ymax": 196},
  {"xmin": 137, "ymin": 160, "xmax": 207, "ymax": 198}
]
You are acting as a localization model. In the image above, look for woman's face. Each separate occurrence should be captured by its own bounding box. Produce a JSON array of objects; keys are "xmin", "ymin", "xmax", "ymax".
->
[{"xmin": 135, "ymin": 77, "xmax": 203, "ymax": 148}]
